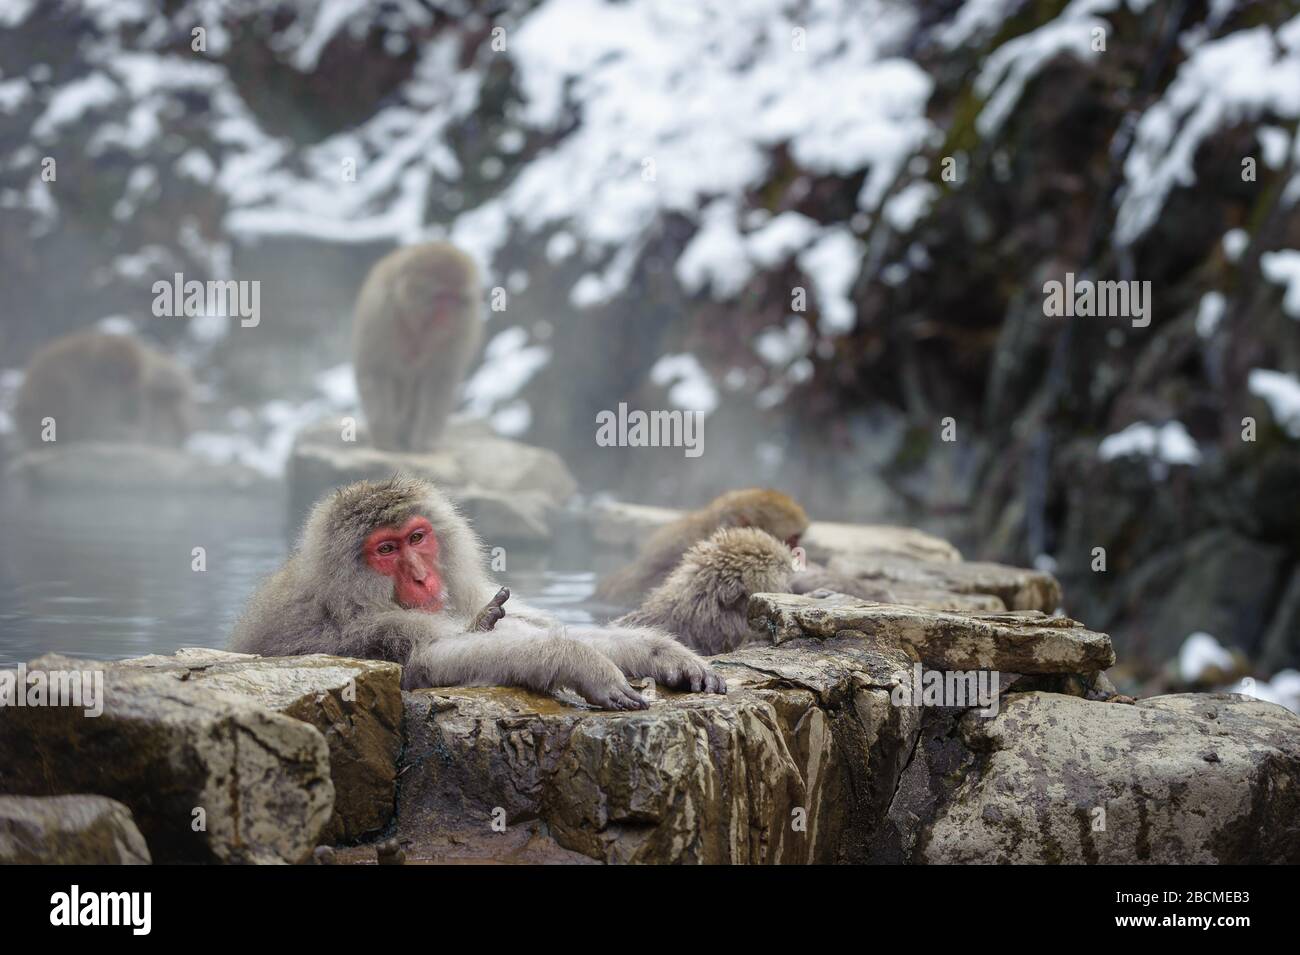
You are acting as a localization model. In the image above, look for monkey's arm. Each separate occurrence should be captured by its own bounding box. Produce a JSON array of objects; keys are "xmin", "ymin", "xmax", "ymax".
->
[
  {"xmin": 567, "ymin": 625, "xmax": 727, "ymax": 694},
  {"xmin": 335, "ymin": 609, "xmax": 465, "ymax": 664},
  {"xmin": 404, "ymin": 624, "xmax": 648, "ymax": 710}
]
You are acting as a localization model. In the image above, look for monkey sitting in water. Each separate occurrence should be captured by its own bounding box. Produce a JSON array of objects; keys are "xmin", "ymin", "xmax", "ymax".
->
[
  {"xmin": 14, "ymin": 330, "xmax": 195, "ymax": 449},
  {"xmin": 230, "ymin": 477, "xmax": 726, "ymax": 709},
  {"xmin": 614, "ymin": 527, "xmax": 794, "ymax": 656},
  {"xmin": 353, "ymin": 241, "xmax": 485, "ymax": 453},
  {"xmin": 595, "ymin": 489, "xmax": 809, "ymax": 607}
]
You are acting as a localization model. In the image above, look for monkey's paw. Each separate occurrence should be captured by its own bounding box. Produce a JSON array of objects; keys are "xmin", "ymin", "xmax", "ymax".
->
[
  {"xmin": 471, "ymin": 587, "xmax": 510, "ymax": 632},
  {"xmin": 577, "ymin": 672, "xmax": 649, "ymax": 711},
  {"xmin": 652, "ymin": 650, "xmax": 728, "ymax": 695}
]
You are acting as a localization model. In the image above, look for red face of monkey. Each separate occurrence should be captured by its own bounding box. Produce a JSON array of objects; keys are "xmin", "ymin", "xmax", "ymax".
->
[{"xmin": 363, "ymin": 516, "xmax": 445, "ymax": 611}]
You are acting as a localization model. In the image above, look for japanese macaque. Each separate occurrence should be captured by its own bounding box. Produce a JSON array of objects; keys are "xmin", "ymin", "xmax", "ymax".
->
[
  {"xmin": 353, "ymin": 241, "xmax": 484, "ymax": 452},
  {"xmin": 230, "ymin": 477, "xmax": 725, "ymax": 708},
  {"xmin": 595, "ymin": 489, "xmax": 809, "ymax": 607},
  {"xmin": 14, "ymin": 330, "xmax": 195, "ymax": 449},
  {"xmin": 615, "ymin": 527, "xmax": 794, "ymax": 655}
]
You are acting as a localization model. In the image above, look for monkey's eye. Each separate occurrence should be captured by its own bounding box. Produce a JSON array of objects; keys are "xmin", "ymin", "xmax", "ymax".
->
[
  {"xmin": 376, "ymin": 542, "xmax": 397, "ymax": 556},
  {"xmin": 409, "ymin": 531, "xmax": 424, "ymax": 545}
]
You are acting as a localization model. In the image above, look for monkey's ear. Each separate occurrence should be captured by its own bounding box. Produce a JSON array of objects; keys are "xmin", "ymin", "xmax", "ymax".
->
[{"xmin": 735, "ymin": 516, "xmax": 752, "ymax": 527}]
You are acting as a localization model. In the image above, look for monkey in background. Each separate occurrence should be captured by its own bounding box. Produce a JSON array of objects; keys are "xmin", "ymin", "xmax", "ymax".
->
[
  {"xmin": 230, "ymin": 477, "xmax": 726, "ymax": 709},
  {"xmin": 14, "ymin": 330, "xmax": 196, "ymax": 449},
  {"xmin": 615, "ymin": 527, "xmax": 794, "ymax": 655},
  {"xmin": 595, "ymin": 488, "xmax": 809, "ymax": 607},
  {"xmin": 353, "ymin": 242, "xmax": 484, "ymax": 453}
]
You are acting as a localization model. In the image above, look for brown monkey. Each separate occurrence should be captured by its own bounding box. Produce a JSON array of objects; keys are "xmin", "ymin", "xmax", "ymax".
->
[
  {"xmin": 595, "ymin": 489, "xmax": 809, "ymax": 607},
  {"xmin": 353, "ymin": 242, "xmax": 484, "ymax": 452},
  {"xmin": 14, "ymin": 330, "xmax": 195, "ymax": 449},
  {"xmin": 230, "ymin": 477, "xmax": 725, "ymax": 708},
  {"xmin": 614, "ymin": 527, "xmax": 793, "ymax": 656}
]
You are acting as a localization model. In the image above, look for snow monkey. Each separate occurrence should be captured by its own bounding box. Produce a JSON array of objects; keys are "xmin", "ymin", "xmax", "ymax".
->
[
  {"xmin": 595, "ymin": 489, "xmax": 809, "ymax": 607},
  {"xmin": 615, "ymin": 527, "xmax": 794, "ymax": 655},
  {"xmin": 353, "ymin": 241, "xmax": 485, "ymax": 452},
  {"xmin": 14, "ymin": 329, "xmax": 196, "ymax": 449},
  {"xmin": 230, "ymin": 478, "xmax": 726, "ymax": 708}
]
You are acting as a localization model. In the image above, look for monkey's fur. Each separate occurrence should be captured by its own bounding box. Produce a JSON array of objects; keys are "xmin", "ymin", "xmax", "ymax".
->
[
  {"xmin": 615, "ymin": 527, "xmax": 793, "ymax": 655},
  {"xmin": 14, "ymin": 330, "xmax": 195, "ymax": 449},
  {"xmin": 596, "ymin": 489, "xmax": 808, "ymax": 607},
  {"xmin": 353, "ymin": 242, "xmax": 485, "ymax": 452},
  {"xmin": 230, "ymin": 478, "xmax": 725, "ymax": 708}
]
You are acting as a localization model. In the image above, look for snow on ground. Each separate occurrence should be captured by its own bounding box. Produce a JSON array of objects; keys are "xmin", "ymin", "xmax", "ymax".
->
[
  {"xmin": 0, "ymin": 76, "xmax": 31, "ymax": 114},
  {"xmin": 32, "ymin": 73, "xmax": 118, "ymax": 140},
  {"xmin": 650, "ymin": 353, "xmax": 718, "ymax": 414},
  {"xmin": 1228, "ymin": 670, "xmax": 1300, "ymax": 714},
  {"xmin": 883, "ymin": 182, "xmax": 939, "ymax": 232},
  {"xmin": 1195, "ymin": 290, "xmax": 1225, "ymax": 338},
  {"xmin": 465, "ymin": 0, "xmax": 930, "ymax": 310},
  {"xmin": 1098, "ymin": 420, "xmax": 1202, "ymax": 468},
  {"xmin": 1248, "ymin": 368, "xmax": 1300, "ymax": 438},
  {"xmin": 1178, "ymin": 631, "xmax": 1236, "ymax": 682},
  {"xmin": 1221, "ymin": 228, "xmax": 1249, "ymax": 262},
  {"xmin": 462, "ymin": 327, "xmax": 550, "ymax": 434},
  {"xmin": 676, "ymin": 206, "xmax": 827, "ymax": 302},
  {"xmin": 187, "ymin": 362, "xmax": 361, "ymax": 476},
  {"xmin": 224, "ymin": 33, "xmax": 476, "ymax": 248},
  {"xmin": 1261, "ymin": 250, "xmax": 1300, "ymax": 319},
  {"xmin": 754, "ymin": 318, "xmax": 812, "ymax": 367},
  {"xmin": 974, "ymin": 1, "xmax": 1112, "ymax": 137},
  {"xmin": 1116, "ymin": 17, "xmax": 1300, "ymax": 246},
  {"xmin": 933, "ymin": 0, "xmax": 1025, "ymax": 51},
  {"xmin": 797, "ymin": 228, "xmax": 865, "ymax": 334}
]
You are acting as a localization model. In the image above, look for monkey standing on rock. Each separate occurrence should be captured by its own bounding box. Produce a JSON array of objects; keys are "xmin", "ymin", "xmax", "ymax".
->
[
  {"xmin": 14, "ymin": 330, "xmax": 195, "ymax": 449},
  {"xmin": 353, "ymin": 242, "xmax": 485, "ymax": 452},
  {"xmin": 595, "ymin": 489, "xmax": 809, "ymax": 607},
  {"xmin": 230, "ymin": 477, "xmax": 725, "ymax": 709}
]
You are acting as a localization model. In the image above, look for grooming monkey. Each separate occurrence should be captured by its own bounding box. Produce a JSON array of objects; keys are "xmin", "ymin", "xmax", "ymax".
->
[
  {"xmin": 595, "ymin": 488, "xmax": 809, "ymax": 607},
  {"xmin": 615, "ymin": 527, "xmax": 794, "ymax": 655},
  {"xmin": 353, "ymin": 242, "xmax": 484, "ymax": 452},
  {"xmin": 230, "ymin": 477, "xmax": 726, "ymax": 708},
  {"xmin": 14, "ymin": 330, "xmax": 195, "ymax": 449}
]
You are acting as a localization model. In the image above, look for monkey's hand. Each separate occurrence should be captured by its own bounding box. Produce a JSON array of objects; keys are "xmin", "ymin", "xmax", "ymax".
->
[
  {"xmin": 572, "ymin": 657, "xmax": 649, "ymax": 711},
  {"xmin": 646, "ymin": 638, "xmax": 728, "ymax": 695},
  {"xmin": 471, "ymin": 587, "xmax": 510, "ymax": 632}
]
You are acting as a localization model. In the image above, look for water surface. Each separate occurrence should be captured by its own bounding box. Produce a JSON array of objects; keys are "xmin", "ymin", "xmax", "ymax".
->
[{"xmin": 0, "ymin": 487, "xmax": 602, "ymax": 667}]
